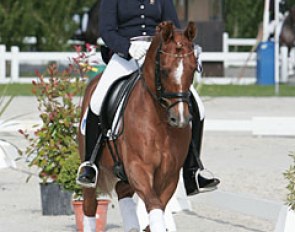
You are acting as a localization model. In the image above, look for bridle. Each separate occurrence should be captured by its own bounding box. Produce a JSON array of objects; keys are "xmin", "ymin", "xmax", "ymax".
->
[{"xmin": 142, "ymin": 39, "xmax": 195, "ymax": 112}]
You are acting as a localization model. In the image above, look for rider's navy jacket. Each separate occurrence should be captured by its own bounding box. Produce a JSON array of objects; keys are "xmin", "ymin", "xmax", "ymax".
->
[{"xmin": 99, "ymin": 0, "xmax": 180, "ymax": 59}]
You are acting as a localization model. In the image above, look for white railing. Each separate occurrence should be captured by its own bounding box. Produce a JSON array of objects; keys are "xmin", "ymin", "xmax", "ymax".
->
[
  {"xmin": 222, "ymin": 32, "xmax": 257, "ymax": 68},
  {"xmin": 0, "ymin": 45, "xmax": 103, "ymax": 84},
  {"xmin": 0, "ymin": 33, "xmax": 259, "ymax": 83}
]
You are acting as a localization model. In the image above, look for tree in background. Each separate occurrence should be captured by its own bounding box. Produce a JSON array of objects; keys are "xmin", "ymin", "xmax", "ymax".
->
[
  {"xmin": 224, "ymin": 0, "xmax": 263, "ymax": 39},
  {"xmin": 32, "ymin": 1, "xmax": 79, "ymax": 51},
  {"xmin": 285, "ymin": 0, "xmax": 295, "ymax": 10},
  {"xmin": 0, "ymin": 0, "xmax": 95, "ymax": 51},
  {"xmin": 1, "ymin": 0, "xmax": 295, "ymax": 51},
  {"xmin": 224, "ymin": 0, "xmax": 295, "ymax": 39},
  {"xmin": 0, "ymin": 0, "xmax": 35, "ymax": 50}
]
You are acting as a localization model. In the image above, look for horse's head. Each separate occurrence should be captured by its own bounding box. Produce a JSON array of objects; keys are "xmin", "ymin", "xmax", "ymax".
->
[{"xmin": 144, "ymin": 21, "xmax": 197, "ymax": 128}]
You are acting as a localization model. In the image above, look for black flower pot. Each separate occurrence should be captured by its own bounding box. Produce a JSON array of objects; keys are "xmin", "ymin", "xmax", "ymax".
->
[{"xmin": 40, "ymin": 182, "xmax": 73, "ymax": 215}]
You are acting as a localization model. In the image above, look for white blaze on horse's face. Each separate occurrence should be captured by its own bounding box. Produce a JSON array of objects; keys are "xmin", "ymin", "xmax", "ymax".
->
[
  {"xmin": 173, "ymin": 59, "xmax": 184, "ymax": 85},
  {"xmin": 173, "ymin": 58, "xmax": 187, "ymax": 126}
]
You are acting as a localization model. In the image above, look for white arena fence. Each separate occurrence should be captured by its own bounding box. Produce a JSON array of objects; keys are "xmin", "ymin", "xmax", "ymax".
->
[{"xmin": 0, "ymin": 33, "xmax": 259, "ymax": 84}]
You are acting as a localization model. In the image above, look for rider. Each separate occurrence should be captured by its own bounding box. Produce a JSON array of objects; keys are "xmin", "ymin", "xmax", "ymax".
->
[{"xmin": 77, "ymin": 0, "xmax": 220, "ymax": 196}]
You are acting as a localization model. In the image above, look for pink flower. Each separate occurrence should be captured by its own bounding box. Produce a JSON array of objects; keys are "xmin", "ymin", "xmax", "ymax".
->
[{"xmin": 74, "ymin": 45, "xmax": 82, "ymax": 53}]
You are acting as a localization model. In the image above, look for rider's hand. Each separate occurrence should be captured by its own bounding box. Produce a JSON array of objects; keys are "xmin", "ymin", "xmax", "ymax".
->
[{"xmin": 128, "ymin": 41, "xmax": 149, "ymax": 60}]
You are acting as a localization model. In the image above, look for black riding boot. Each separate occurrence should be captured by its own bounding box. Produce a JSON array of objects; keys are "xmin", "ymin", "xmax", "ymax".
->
[
  {"xmin": 183, "ymin": 99, "xmax": 220, "ymax": 196},
  {"xmin": 77, "ymin": 108, "xmax": 103, "ymax": 187}
]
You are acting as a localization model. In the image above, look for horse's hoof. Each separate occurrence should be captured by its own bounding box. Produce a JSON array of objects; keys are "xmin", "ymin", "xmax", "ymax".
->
[
  {"xmin": 143, "ymin": 226, "xmax": 168, "ymax": 232},
  {"xmin": 143, "ymin": 226, "xmax": 150, "ymax": 232}
]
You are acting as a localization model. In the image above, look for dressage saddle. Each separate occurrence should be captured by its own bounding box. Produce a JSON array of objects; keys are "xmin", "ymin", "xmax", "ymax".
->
[
  {"xmin": 100, "ymin": 71, "xmax": 140, "ymax": 132},
  {"xmin": 98, "ymin": 71, "xmax": 140, "ymax": 182}
]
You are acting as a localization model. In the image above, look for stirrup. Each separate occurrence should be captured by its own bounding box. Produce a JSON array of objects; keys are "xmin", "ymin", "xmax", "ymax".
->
[
  {"xmin": 76, "ymin": 161, "xmax": 99, "ymax": 188},
  {"xmin": 195, "ymin": 168, "xmax": 218, "ymax": 194}
]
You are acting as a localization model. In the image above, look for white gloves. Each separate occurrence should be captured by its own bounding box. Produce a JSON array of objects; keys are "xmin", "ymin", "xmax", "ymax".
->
[{"xmin": 128, "ymin": 41, "xmax": 149, "ymax": 60}]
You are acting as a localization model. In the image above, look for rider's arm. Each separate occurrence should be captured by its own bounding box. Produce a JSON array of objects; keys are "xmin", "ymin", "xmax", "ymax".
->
[
  {"xmin": 99, "ymin": 0, "xmax": 181, "ymax": 58},
  {"xmin": 99, "ymin": 0, "xmax": 131, "ymax": 59}
]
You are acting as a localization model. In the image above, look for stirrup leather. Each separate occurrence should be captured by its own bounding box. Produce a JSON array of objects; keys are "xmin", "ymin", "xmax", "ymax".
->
[
  {"xmin": 195, "ymin": 168, "xmax": 218, "ymax": 193},
  {"xmin": 76, "ymin": 161, "xmax": 99, "ymax": 188}
]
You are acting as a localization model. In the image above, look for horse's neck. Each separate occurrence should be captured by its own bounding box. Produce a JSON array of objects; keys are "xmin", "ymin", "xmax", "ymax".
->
[
  {"xmin": 128, "ymin": 37, "xmax": 167, "ymax": 123},
  {"xmin": 128, "ymin": 77, "xmax": 164, "ymax": 124},
  {"xmin": 142, "ymin": 40, "xmax": 159, "ymax": 93}
]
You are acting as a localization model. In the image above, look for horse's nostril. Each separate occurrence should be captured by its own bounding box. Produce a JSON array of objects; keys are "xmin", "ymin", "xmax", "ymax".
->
[{"xmin": 170, "ymin": 117, "xmax": 177, "ymax": 124}]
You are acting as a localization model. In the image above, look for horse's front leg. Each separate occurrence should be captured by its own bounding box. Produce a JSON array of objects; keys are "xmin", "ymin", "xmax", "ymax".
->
[
  {"xmin": 143, "ymin": 174, "xmax": 181, "ymax": 232},
  {"xmin": 115, "ymin": 181, "xmax": 140, "ymax": 232},
  {"xmin": 157, "ymin": 173, "xmax": 180, "ymax": 209},
  {"xmin": 128, "ymin": 165, "xmax": 166, "ymax": 232},
  {"xmin": 83, "ymin": 188, "xmax": 97, "ymax": 232}
]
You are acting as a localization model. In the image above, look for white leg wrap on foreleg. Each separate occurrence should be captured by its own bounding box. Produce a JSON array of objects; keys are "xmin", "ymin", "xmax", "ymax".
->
[
  {"xmin": 84, "ymin": 215, "xmax": 96, "ymax": 232},
  {"xmin": 119, "ymin": 197, "xmax": 140, "ymax": 232},
  {"xmin": 149, "ymin": 209, "xmax": 166, "ymax": 232}
]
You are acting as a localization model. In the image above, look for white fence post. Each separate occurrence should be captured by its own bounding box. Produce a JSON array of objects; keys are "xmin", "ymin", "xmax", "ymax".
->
[
  {"xmin": 223, "ymin": 32, "xmax": 229, "ymax": 69},
  {"xmin": 290, "ymin": 49, "xmax": 295, "ymax": 76},
  {"xmin": 0, "ymin": 45, "xmax": 6, "ymax": 83},
  {"xmin": 11, "ymin": 46, "xmax": 19, "ymax": 83},
  {"xmin": 280, "ymin": 46, "xmax": 288, "ymax": 83}
]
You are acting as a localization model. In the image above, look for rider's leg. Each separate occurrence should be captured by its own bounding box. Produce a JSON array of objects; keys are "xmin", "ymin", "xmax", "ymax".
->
[
  {"xmin": 77, "ymin": 107, "xmax": 102, "ymax": 185},
  {"xmin": 78, "ymin": 54, "xmax": 143, "ymax": 187},
  {"xmin": 182, "ymin": 87, "xmax": 220, "ymax": 196},
  {"xmin": 90, "ymin": 54, "xmax": 142, "ymax": 115}
]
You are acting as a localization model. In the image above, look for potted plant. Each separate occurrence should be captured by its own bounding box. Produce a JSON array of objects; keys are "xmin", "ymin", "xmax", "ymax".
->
[
  {"xmin": 285, "ymin": 152, "xmax": 295, "ymax": 210},
  {"xmin": 19, "ymin": 45, "xmax": 107, "ymax": 218},
  {"xmin": 57, "ymin": 143, "xmax": 110, "ymax": 232},
  {"xmin": 19, "ymin": 62, "xmax": 86, "ymax": 215},
  {"xmin": 282, "ymin": 151, "xmax": 295, "ymax": 230}
]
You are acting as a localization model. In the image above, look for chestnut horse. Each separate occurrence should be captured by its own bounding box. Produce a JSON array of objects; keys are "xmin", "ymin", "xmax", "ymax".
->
[{"xmin": 78, "ymin": 21, "xmax": 197, "ymax": 232}]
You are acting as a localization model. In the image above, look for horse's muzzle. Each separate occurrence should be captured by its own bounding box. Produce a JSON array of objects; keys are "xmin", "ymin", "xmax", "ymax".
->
[{"xmin": 168, "ymin": 110, "xmax": 191, "ymax": 128}]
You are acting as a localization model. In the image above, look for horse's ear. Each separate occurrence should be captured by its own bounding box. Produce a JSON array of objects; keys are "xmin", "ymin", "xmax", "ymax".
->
[
  {"xmin": 184, "ymin": 21, "xmax": 197, "ymax": 41},
  {"xmin": 156, "ymin": 21, "xmax": 174, "ymax": 42}
]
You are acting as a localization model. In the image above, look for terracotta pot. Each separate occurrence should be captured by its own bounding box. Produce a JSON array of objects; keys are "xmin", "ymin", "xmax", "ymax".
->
[{"xmin": 72, "ymin": 199, "xmax": 109, "ymax": 232}]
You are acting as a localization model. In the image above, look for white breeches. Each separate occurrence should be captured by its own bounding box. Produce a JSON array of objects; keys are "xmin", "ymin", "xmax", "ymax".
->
[
  {"xmin": 90, "ymin": 50, "xmax": 146, "ymax": 115},
  {"xmin": 90, "ymin": 48, "xmax": 205, "ymax": 120}
]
